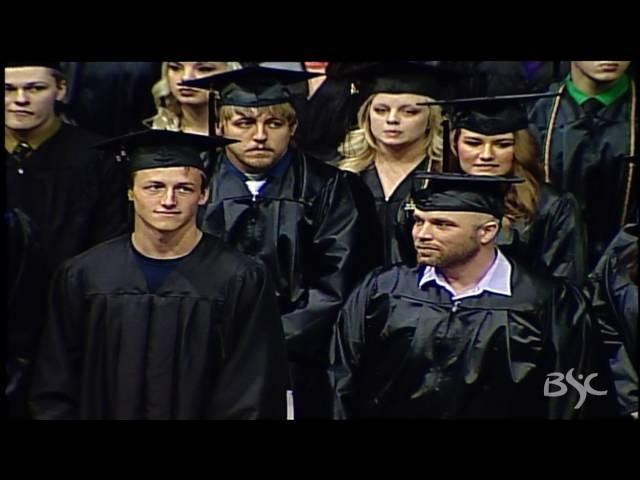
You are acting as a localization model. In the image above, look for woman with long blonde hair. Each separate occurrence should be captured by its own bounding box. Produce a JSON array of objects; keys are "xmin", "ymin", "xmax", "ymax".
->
[
  {"xmin": 144, "ymin": 61, "xmax": 241, "ymax": 135},
  {"xmin": 337, "ymin": 62, "xmax": 456, "ymax": 267},
  {"xmin": 446, "ymin": 93, "xmax": 588, "ymax": 285}
]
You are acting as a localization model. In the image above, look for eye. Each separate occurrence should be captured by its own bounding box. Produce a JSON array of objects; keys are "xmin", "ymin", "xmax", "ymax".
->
[
  {"xmin": 176, "ymin": 186, "xmax": 195, "ymax": 193},
  {"xmin": 234, "ymin": 119, "xmax": 254, "ymax": 128},
  {"xmin": 372, "ymin": 106, "xmax": 388, "ymax": 115},
  {"xmin": 496, "ymin": 142, "xmax": 514, "ymax": 149},
  {"xmin": 167, "ymin": 63, "xmax": 182, "ymax": 72},
  {"xmin": 144, "ymin": 184, "xmax": 164, "ymax": 192},
  {"xmin": 197, "ymin": 65, "xmax": 217, "ymax": 74},
  {"xmin": 402, "ymin": 109, "xmax": 420, "ymax": 116},
  {"xmin": 462, "ymin": 139, "xmax": 482, "ymax": 147},
  {"xmin": 28, "ymin": 85, "xmax": 48, "ymax": 92},
  {"xmin": 267, "ymin": 119, "xmax": 285, "ymax": 128},
  {"xmin": 5, "ymin": 85, "xmax": 17, "ymax": 92}
]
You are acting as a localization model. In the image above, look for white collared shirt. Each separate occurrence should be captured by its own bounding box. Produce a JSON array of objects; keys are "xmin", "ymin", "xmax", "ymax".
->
[{"xmin": 418, "ymin": 248, "xmax": 512, "ymax": 301}]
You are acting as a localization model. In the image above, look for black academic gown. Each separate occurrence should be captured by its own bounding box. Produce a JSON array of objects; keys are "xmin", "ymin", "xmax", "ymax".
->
[
  {"xmin": 200, "ymin": 148, "xmax": 381, "ymax": 418},
  {"xmin": 61, "ymin": 62, "xmax": 161, "ymax": 137},
  {"xmin": 30, "ymin": 234, "xmax": 288, "ymax": 420},
  {"xmin": 330, "ymin": 257, "xmax": 617, "ymax": 419},
  {"xmin": 528, "ymin": 83, "xmax": 638, "ymax": 270},
  {"xmin": 498, "ymin": 183, "xmax": 588, "ymax": 286},
  {"xmin": 359, "ymin": 160, "xmax": 429, "ymax": 269},
  {"xmin": 6, "ymin": 209, "xmax": 49, "ymax": 419},
  {"xmin": 5, "ymin": 124, "xmax": 128, "ymax": 275},
  {"xmin": 290, "ymin": 76, "xmax": 355, "ymax": 166},
  {"xmin": 587, "ymin": 223, "xmax": 638, "ymax": 417}
]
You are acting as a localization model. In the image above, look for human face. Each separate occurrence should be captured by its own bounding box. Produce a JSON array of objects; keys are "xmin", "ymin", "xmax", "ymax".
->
[
  {"xmin": 167, "ymin": 62, "xmax": 229, "ymax": 105},
  {"xmin": 130, "ymin": 167, "xmax": 208, "ymax": 234},
  {"xmin": 412, "ymin": 210, "xmax": 484, "ymax": 268},
  {"xmin": 571, "ymin": 61, "xmax": 631, "ymax": 84},
  {"xmin": 456, "ymin": 129, "xmax": 515, "ymax": 176},
  {"xmin": 369, "ymin": 93, "xmax": 431, "ymax": 148},
  {"xmin": 5, "ymin": 66, "xmax": 66, "ymax": 133},
  {"xmin": 217, "ymin": 107, "xmax": 295, "ymax": 173}
]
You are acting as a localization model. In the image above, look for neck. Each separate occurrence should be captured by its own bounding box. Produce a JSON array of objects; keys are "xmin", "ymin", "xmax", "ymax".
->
[
  {"xmin": 440, "ymin": 247, "xmax": 496, "ymax": 295},
  {"xmin": 132, "ymin": 222, "xmax": 203, "ymax": 259},
  {"xmin": 5, "ymin": 115, "xmax": 61, "ymax": 150},
  {"xmin": 570, "ymin": 64, "xmax": 618, "ymax": 96},
  {"xmin": 307, "ymin": 76, "xmax": 326, "ymax": 99},
  {"xmin": 375, "ymin": 138, "xmax": 427, "ymax": 166},
  {"xmin": 181, "ymin": 103, "xmax": 209, "ymax": 135}
]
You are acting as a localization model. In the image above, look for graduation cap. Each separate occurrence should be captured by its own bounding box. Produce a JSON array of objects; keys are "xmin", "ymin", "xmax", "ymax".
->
[
  {"xmin": 411, "ymin": 172, "xmax": 524, "ymax": 219},
  {"xmin": 328, "ymin": 61, "xmax": 464, "ymax": 100},
  {"xmin": 92, "ymin": 129, "xmax": 237, "ymax": 175},
  {"xmin": 416, "ymin": 70, "xmax": 562, "ymax": 136},
  {"xmin": 5, "ymin": 61, "xmax": 62, "ymax": 72},
  {"xmin": 178, "ymin": 65, "xmax": 321, "ymax": 108}
]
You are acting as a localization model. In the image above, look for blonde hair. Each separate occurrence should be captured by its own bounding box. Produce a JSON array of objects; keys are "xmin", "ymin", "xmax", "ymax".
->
[
  {"xmin": 217, "ymin": 103, "xmax": 298, "ymax": 128},
  {"xmin": 144, "ymin": 62, "xmax": 242, "ymax": 131},
  {"xmin": 451, "ymin": 128, "xmax": 543, "ymax": 223},
  {"xmin": 337, "ymin": 93, "xmax": 444, "ymax": 173}
]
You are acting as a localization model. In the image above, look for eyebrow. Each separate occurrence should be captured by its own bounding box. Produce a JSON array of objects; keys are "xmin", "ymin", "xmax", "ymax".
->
[{"xmin": 5, "ymin": 81, "xmax": 50, "ymax": 88}]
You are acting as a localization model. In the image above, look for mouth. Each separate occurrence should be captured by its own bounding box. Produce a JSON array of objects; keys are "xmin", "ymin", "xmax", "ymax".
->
[
  {"xmin": 473, "ymin": 164, "xmax": 500, "ymax": 168},
  {"xmin": 246, "ymin": 148, "xmax": 273, "ymax": 154},
  {"xmin": 154, "ymin": 211, "xmax": 181, "ymax": 216},
  {"xmin": 178, "ymin": 88, "xmax": 199, "ymax": 95},
  {"xmin": 10, "ymin": 110, "xmax": 34, "ymax": 116},
  {"xmin": 417, "ymin": 245, "xmax": 440, "ymax": 252},
  {"xmin": 598, "ymin": 63, "xmax": 620, "ymax": 72},
  {"xmin": 384, "ymin": 130, "xmax": 403, "ymax": 135}
]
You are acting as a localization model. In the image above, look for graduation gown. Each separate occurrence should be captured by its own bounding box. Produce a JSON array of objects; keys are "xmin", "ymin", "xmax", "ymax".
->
[
  {"xmin": 290, "ymin": 76, "xmax": 355, "ymax": 166},
  {"xmin": 330, "ymin": 258, "xmax": 616, "ymax": 419},
  {"xmin": 498, "ymin": 183, "xmax": 588, "ymax": 286},
  {"xmin": 587, "ymin": 223, "xmax": 638, "ymax": 416},
  {"xmin": 200, "ymin": 148, "xmax": 381, "ymax": 418},
  {"xmin": 30, "ymin": 234, "xmax": 289, "ymax": 420},
  {"xmin": 6, "ymin": 209, "xmax": 49, "ymax": 419},
  {"xmin": 5, "ymin": 124, "xmax": 128, "ymax": 274},
  {"xmin": 359, "ymin": 160, "xmax": 428, "ymax": 269},
  {"xmin": 528, "ymin": 83, "xmax": 638, "ymax": 269}
]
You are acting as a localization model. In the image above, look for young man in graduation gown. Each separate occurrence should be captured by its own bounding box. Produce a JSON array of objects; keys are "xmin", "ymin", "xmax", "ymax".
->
[
  {"xmin": 30, "ymin": 129, "xmax": 289, "ymax": 420},
  {"xmin": 5, "ymin": 61, "xmax": 128, "ymax": 276},
  {"xmin": 588, "ymin": 220, "xmax": 638, "ymax": 419},
  {"xmin": 528, "ymin": 61, "xmax": 637, "ymax": 270},
  {"xmin": 181, "ymin": 66, "xmax": 382, "ymax": 418},
  {"xmin": 329, "ymin": 173, "xmax": 617, "ymax": 418}
]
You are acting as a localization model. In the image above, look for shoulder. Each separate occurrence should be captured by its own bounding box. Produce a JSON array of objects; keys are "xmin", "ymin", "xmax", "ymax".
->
[{"xmin": 199, "ymin": 233, "xmax": 267, "ymax": 275}]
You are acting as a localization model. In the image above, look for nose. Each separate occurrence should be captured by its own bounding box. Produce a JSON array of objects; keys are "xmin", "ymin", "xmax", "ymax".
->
[
  {"xmin": 161, "ymin": 188, "xmax": 177, "ymax": 208},
  {"xmin": 181, "ymin": 66, "xmax": 196, "ymax": 81},
  {"xmin": 15, "ymin": 88, "xmax": 30, "ymax": 105},
  {"xmin": 479, "ymin": 143, "xmax": 494, "ymax": 161},
  {"xmin": 386, "ymin": 109, "xmax": 400, "ymax": 124},
  {"xmin": 414, "ymin": 221, "xmax": 434, "ymax": 240},
  {"xmin": 253, "ymin": 122, "xmax": 268, "ymax": 142}
]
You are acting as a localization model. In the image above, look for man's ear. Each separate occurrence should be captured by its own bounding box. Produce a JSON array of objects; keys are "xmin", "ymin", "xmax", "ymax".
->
[
  {"xmin": 128, "ymin": 189, "xmax": 134, "ymax": 202},
  {"xmin": 290, "ymin": 121, "xmax": 298, "ymax": 137},
  {"xmin": 199, "ymin": 187, "xmax": 210, "ymax": 205},
  {"xmin": 215, "ymin": 122, "xmax": 223, "ymax": 136},
  {"xmin": 478, "ymin": 220, "xmax": 499, "ymax": 245},
  {"xmin": 55, "ymin": 78, "xmax": 67, "ymax": 102}
]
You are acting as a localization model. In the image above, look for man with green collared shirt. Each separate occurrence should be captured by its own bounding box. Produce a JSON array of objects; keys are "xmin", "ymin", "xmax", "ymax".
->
[{"xmin": 528, "ymin": 61, "xmax": 637, "ymax": 270}]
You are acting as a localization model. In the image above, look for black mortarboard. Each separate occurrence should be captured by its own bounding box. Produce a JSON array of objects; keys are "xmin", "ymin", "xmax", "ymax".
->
[
  {"xmin": 328, "ymin": 61, "xmax": 464, "ymax": 100},
  {"xmin": 417, "ymin": 73, "xmax": 561, "ymax": 135},
  {"xmin": 5, "ymin": 61, "xmax": 63, "ymax": 72},
  {"xmin": 92, "ymin": 129, "xmax": 237, "ymax": 174},
  {"xmin": 411, "ymin": 172, "xmax": 524, "ymax": 219},
  {"xmin": 178, "ymin": 65, "xmax": 320, "ymax": 107}
]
